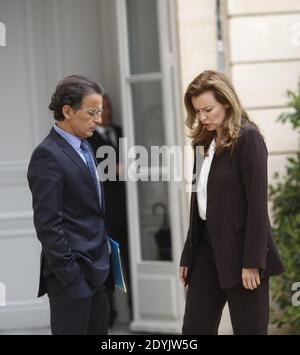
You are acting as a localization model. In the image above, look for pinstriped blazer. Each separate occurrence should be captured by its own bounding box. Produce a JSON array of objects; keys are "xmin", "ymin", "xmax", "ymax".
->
[{"xmin": 180, "ymin": 122, "xmax": 285, "ymax": 289}]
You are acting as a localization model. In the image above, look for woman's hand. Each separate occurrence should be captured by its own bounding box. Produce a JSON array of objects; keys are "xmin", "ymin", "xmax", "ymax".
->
[
  {"xmin": 242, "ymin": 268, "xmax": 260, "ymax": 290},
  {"xmin": 179, "ymin": 266, "xmax": 188, "ymax": 286}
]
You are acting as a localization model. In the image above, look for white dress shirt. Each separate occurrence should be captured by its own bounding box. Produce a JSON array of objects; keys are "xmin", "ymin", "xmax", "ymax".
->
[{"xmin": 197, "ymin": 139, "xmax": 216, "ymax": 220}]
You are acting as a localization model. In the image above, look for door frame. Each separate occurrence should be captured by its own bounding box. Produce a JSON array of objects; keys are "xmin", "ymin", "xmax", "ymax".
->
[{"xmin": 116, "ymin": 0, "xmax": 187, "ymax": 332}]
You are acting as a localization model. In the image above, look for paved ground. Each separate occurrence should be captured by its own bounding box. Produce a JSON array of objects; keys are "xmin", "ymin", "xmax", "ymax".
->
[
  {"xmin": 0, "ymin": 323, "xmax": 288, "ymax": 335},
  {"xmin": 0, "ymin": 322, "xmax": 132, "ymax": 335}
]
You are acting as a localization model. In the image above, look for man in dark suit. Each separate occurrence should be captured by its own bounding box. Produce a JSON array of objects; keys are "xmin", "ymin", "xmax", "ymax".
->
[
  {"xmin": 27, "ymin": 75, "xmax": 111, "ymax": 335},
  {"xmin": 87, "ymin": 94, "xmax": 131, "ymax": 326}
]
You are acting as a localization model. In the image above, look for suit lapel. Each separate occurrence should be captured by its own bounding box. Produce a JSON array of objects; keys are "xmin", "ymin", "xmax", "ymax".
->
[{"xmin": 91, "ymin": 147, "xmax": 106, "ymax": 217}]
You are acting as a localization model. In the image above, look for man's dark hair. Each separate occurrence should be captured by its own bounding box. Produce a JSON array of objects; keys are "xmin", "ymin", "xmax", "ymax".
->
[{"xmin": 49, "ymin": 75, "xmax": 105, "ymax": 121}]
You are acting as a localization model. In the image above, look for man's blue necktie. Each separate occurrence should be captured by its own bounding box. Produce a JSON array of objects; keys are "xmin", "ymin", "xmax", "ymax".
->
[{"xmin": 80, "ymin": 140, "xmax": 101, "ymax": 208}]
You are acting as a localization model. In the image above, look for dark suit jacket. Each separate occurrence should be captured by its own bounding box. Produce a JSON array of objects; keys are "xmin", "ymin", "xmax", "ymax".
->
[
  {"xmin": 180, "ymin": 122, "xmax": 284, "ymax": 289},
  {"xmin": 87, "ymin": 124, "xmax": 122, "ymax": 165},
  {"xmin": 27, "ymin": 128, "xmax": 110, "ymax": 298},
  {"xmin": 87, "ymin": 124, "xmax": 127, "ymax": 231}
]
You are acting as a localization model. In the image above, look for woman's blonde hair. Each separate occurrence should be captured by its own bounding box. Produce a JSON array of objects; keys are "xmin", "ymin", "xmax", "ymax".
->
[{"xmin": 184, "ymin": 70, "xmax": 259, "ymax": 154}]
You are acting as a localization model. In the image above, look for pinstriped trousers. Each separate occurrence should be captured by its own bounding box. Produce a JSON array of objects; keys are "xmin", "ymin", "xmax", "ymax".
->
[{"xmin": 182, "ymin": 222, "xmax": 269, "ymax": 335}]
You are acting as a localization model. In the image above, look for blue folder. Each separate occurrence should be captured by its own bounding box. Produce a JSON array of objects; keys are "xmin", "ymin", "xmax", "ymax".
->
[{"xmin": 109, "ymin": 237, "xmax": 127, "ymax": 293}]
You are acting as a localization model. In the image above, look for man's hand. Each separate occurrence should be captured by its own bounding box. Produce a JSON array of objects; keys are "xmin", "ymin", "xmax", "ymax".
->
[
  {"xmin": 179, "ymin": 266, "xmax": 188, "ymax": 286},
  {"xmin": 242, "ymin": 268, "xmax": 260, "ymax": 290}
]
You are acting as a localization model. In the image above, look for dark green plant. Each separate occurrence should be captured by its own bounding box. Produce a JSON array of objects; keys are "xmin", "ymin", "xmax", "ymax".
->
[{"xmin": 269, "ymin": 80, "xmax": 300, "ymax": 333}]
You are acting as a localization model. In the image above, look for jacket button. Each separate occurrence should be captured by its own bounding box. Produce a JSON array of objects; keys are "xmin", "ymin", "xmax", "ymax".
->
[{"xmin": 208, "ymin": 197, "xmax": 213, "ymax": 202}]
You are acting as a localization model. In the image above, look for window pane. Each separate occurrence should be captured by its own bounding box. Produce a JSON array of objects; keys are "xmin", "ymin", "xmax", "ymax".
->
[
  {"xmin": 126, "ymin": 0, "xmax": 160, "ymax": 74},
  {"xmin": 131, "ymin": 81, "xmax": 165, "ymax": 153},
  {"xmin": 138, "ymin": 182, "xmax": 172, "ymax": 261}
]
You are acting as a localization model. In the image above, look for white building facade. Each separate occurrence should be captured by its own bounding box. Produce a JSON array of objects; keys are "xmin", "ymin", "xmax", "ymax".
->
[{"xmin": 0, "ymin": 0, "xmax": 299, "ymax": 333}]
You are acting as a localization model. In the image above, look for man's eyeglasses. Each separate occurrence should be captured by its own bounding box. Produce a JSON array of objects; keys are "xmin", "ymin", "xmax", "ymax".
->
[{"xmin": 79, "ymin": 108, "xmax": 104, "ymax": 119}]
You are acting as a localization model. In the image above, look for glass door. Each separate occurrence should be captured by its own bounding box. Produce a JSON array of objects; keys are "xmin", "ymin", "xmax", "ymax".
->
[{"xmin": 116, "ymin": 0, "xmax": 186, "ymax": 332}]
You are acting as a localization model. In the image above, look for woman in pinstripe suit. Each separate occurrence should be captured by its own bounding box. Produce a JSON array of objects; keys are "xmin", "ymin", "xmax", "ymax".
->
[{"xmin": 179, "ymin": 70, "xmax": 284, "ymax": 335}]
